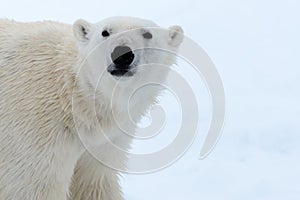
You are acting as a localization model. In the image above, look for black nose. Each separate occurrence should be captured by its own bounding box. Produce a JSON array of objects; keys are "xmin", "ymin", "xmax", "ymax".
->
[{"xmin": 111, "ymin": 46, "xmax": 135, "ymax": 67}]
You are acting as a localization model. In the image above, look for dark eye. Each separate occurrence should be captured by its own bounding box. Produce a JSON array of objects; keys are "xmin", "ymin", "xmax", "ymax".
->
[
  {"xmin": 102, "ymin": 30, "xmax": 110, "ymax": 37},
  {"xmin": 143, "ymin": 32, "xmax": 152, "ymax": 39}
]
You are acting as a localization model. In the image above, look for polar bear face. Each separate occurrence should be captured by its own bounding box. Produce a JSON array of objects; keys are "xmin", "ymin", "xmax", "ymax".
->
[{"xmin": 73, "ymin": 17, "xmax": 183, "ymax": 114}]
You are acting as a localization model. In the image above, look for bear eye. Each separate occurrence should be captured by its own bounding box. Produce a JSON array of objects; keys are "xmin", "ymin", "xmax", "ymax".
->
[
  {"xmin": 143, "ymin": 32, "xmax": 152, "ymax": 39},
  {"xmin": 102, "ymin": 30, "xmax": 110, "ymax": 37}
]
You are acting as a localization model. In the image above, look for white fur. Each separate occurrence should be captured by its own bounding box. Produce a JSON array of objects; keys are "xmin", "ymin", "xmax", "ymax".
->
[{"xmin": 0, "ymin": 17, "xmax": 183, "ymax": 200}]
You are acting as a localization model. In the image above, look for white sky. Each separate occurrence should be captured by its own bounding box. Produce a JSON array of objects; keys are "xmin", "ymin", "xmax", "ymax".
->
[{"xmin": 1, "ymin": 0, "xmax": 300, "ymax": 199}]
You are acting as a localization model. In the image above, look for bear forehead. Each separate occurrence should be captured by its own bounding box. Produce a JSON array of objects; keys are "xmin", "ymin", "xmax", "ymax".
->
[{"xmin": 97, "ymin": 16, "xmax": 158, "ymax": 30}]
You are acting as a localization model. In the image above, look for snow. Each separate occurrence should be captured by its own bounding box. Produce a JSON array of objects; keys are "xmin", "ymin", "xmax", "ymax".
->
[{"xmin": 1, "ymin": 0, "xmax": 300, "ymax": 199}]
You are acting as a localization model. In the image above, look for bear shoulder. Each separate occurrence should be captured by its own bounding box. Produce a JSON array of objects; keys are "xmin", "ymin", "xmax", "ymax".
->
[{"xmin": 0, "ymin": 20, "xmax": 79, "ymax": 132}]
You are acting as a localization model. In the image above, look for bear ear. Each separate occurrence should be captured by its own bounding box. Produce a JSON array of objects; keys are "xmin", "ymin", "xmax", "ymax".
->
[
  {"xmin": 73, "ymin": 19, "xmax": 92, "ymax": 42},
  {"xmin": 168, "ymin": 25, "xmax": 184, "ymax": 47}
]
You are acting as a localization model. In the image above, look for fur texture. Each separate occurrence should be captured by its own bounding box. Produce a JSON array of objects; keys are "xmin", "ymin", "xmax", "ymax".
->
[{"xmin": 0, "ymin": 17, "xmax": 183, "ymax": 200}]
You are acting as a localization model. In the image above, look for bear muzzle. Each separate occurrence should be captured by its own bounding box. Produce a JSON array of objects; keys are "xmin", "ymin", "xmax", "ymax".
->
[{"xmin": 108, "ymin": 45, "xmax": 136, "ymax": 77}]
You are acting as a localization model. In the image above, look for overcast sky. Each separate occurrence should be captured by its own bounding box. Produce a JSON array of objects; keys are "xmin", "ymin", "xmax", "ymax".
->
[{"xmin": 1, "ymin": 0, "xmax": 300, "ymax": 200}]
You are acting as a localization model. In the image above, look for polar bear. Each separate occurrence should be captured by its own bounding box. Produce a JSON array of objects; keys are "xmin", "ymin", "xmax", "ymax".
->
[{"xmin": 0, "ymin": 17, "xmax": 183, "ymax": 200}]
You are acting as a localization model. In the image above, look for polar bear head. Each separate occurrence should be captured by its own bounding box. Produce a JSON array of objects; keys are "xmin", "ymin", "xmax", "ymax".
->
[{"xmin": 73, "ymin": 17, "xmax": 183, "ymax": 115}]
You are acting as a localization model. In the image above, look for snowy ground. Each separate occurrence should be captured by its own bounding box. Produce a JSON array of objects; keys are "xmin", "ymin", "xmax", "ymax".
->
[{"xmin": 1, "ymin": 0, "xmax": 300, "ymax": 199}]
